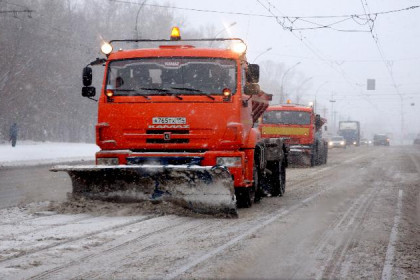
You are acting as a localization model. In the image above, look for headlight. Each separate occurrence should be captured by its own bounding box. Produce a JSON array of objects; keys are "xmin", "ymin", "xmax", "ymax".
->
[
  {"xmin": 97, "ymin": 157, "xmax": 119, "ymax": 165},
  {"xmin": 329, "ymin": 142, "xmax": 333, "ymax": 145},
  {"xmin": 216, "ymin": 157, "xmax": 242, "ymax": 167},
  {"xmin": 340, "ymin": 141, "xmax": 345, "ymax": 145},
  {"xmin": 101, "ymin": 42, "xmax": 113, "ymax": 55},
  {"xmin": 231, "ymin": 42, "xmax": 247, "ymax": 54},
  {"xmin": 353, "ymin": 141, "xmax": 357, "ymax": 145}
]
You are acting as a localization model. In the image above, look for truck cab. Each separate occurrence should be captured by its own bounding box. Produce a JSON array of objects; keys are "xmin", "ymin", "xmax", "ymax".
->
[
  {"xmin": 259, "ymin": 103, "xmax": 327, "ymax": 166},
  {"xmin": 69, "ymin": 28, "xmax": 287, "ymax": 212}
]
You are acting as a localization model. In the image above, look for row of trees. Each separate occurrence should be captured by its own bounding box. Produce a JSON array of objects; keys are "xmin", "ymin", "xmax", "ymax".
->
[
  {"xmin": 0, "ymin": 0, "xmax": 180, "ymax": 142},
  {"xmin": 0, "ymin": 0, "xmax": 312, "ymax": 143}
]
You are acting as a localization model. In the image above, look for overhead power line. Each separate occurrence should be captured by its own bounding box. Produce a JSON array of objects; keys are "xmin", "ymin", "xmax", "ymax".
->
[{"xmin": 108, "ymin": 0, "xmax": 419, "ymax": 26}]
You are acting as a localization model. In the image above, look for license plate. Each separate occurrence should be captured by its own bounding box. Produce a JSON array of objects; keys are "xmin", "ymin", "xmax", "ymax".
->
[{"xmin": 152, "ymin": 117, "xmax": 186, "ymax": 124}]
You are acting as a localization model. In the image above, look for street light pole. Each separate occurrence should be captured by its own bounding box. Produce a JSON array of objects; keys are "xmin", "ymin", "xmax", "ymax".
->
[
  {"xmin": 209, "ymin": 22, "xmax": 237, "ymax": 47},
  {"xmin": 279, "ymin": 62, "xmax": 301, "ymax": 104},
  {"xmin": 295, "ymin": 76, "xmax": 313, "ymax": 103},
  {"xmin": 214, "ymin": 22, "xmax": 237, "ymax": 38},
  {"xmin": 329, "ymin": 92, "xmax": 336, "ymax": 134},
  {"xmin": 252, "ymin": 47, "xmax": 272, "ymax": 63},
  {"xmin": 314, "ymin": 81, "xmax": 329, "ymax": 113}
]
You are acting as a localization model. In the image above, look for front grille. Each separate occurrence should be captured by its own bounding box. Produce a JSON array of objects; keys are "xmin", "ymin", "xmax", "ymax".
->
[
  {"xmin": 146, "ymin": 130, "xmax": 189, "ymax": 134},
  {"xmin": 131, "ymin": 149, "xmax": 206, "ymax": 153},
  {"xmin": 146, "ymin": 139, "xmax": 189, "ymax": 144},
  {"xmin": 127, "ymin": 156, "xmax": 203, "ymax": 165}
]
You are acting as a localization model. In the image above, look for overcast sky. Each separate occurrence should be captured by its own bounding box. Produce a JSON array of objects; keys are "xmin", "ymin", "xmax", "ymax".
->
[{"xmin": 150, "ymin": 0, "xmax": 420, "ymax": 140}]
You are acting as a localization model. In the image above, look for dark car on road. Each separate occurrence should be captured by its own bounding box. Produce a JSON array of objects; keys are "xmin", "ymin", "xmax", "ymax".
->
[{"xmin": 373, "ymin": 134, "xmax": 390, "ymax": 146}]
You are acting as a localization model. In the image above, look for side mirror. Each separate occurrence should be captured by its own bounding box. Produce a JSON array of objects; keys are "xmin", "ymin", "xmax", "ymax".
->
[
  {"xmin": 244, "ymin": 83, "xmax": 260, "ymax": 95},
  {"xmin": 324, "ymin": 126, "xmax": 328, "ymax": 131},
  {"xmin": 82, "ymin": 86, "xmax": 96, "ymax": 97},
  {"xmin": 246, "ymin": 64, "xmax": 260, "ymax": 83},
  {"xmin": 83, "ymin": 66, "xmax": 93, "ymax": 86}
]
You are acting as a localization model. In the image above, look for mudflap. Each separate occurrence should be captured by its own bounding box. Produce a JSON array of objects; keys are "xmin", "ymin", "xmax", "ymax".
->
[
  {"xmin": 288, "ymin": 150, "xmax": 311, "ymax": 167},
  {"xmin": 50, "ymin": 165, "xmax": 237, "ymax": 216}
]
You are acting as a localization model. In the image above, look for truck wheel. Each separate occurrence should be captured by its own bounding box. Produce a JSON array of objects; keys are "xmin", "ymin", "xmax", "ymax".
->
[
  {"xmin": 279, "ymin": 159, "xmax": 286, "ymax": 196},
  {"xmin": 270, "ymin": 160, "xmax": 286, "ymax": 197},
  {"xmin": 310, "ymin": 150, "xmax": 316, "ymax": 167},
  {"xmin": 236, "ymin": 166, "xmax": 257, "ymax": 208}
]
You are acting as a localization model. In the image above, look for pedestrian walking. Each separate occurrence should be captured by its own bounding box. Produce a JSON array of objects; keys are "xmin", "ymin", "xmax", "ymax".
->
[{"xmin": 9, "ymin": 123, "xmax": 18, "ymax": 147}]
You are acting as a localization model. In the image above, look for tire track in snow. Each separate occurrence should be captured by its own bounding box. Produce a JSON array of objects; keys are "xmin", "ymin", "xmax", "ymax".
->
[
  {"xmin": 29, "ymin": 218, "xmax": 216, "ymax": 280},
  {"xmin": 381, "ymin": 189, "xmax": 403, "ymax": 280},
  {"xmin": 0, "ymin": 214, "xmax": 98, "ymax": 240},
  {"xmin": 0, "ymin": 214, "xmax": 157, "ymax": 265},
  {"xmin": 71, "ymin": 219, "xmax": 230, "ymax": 280},
  {"xmin": 165, "ymin": 176, "xmax": 358, "ymax": 280},
  {"xmin": 289, "ymin": 187, "xmax": 375, "ymax": 279},
  {"xmin": 318, "ymin": 186, "xmax": 378, "ymax": 279}
]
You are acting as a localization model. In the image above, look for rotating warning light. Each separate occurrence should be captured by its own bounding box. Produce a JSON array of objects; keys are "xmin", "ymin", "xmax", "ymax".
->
[
  {"xmin": 231, "ymin": 42, "xmax": 247, "ymax": 54},
  {"xmin": 286, "ymin": 99, "xmax": 292, "ymax": 104},
  {"xmin": 170, "ymin": 27, "xmax": 181, "ymax": 41},
  {"xmin": 101, "ymin": 42, "xmax": 113, "ymax": 55}
]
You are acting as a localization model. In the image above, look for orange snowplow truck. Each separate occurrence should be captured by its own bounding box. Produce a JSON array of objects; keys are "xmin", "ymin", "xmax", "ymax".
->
[
  {"xmin": 259, "ymin": 102, "xmax": 328, "ymax": 167},
  {"xmin": 52, "ymin": 28, "xmax": 287, "ymax": 215}
]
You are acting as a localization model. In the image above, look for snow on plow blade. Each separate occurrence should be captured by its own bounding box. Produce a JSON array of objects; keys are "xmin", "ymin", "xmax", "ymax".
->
[{"xmin": 50, "ymin": 165, "xmax": 236, "ymax": 215}]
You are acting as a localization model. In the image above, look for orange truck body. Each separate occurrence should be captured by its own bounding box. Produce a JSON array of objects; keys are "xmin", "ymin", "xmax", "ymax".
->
[
  {"xmin": 51, "ymin": 33, "xmax": 288, "ymax": 213},
  {"xmin": 95, "ymin": 46, "xmax": 277, "ymax": 189},
  {"xmin": 259, "ymin": 104, "xmax": 327, "ymax": 166}
]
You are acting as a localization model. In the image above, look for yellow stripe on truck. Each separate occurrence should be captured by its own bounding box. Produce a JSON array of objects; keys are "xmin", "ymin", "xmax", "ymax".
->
[{"xmin": 262, "ymin": 126, "xmax": 310, "ymax": 136}]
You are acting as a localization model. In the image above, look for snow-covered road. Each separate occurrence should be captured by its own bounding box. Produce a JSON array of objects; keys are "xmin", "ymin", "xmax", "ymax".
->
[{"xmin": 0, "ymin": 146, "xmax": 419, "ymax": 279}]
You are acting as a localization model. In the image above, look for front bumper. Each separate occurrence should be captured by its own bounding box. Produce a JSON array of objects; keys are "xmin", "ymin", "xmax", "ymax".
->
[{"xmin": 95, "ymin": 150, "xmax": 248, "ymax": 187}]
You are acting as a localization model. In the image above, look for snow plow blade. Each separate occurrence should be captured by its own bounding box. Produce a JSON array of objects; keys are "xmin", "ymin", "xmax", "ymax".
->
[{"xmin": 50, "ymin": 165, "xmax": 236, "ymax": 215}]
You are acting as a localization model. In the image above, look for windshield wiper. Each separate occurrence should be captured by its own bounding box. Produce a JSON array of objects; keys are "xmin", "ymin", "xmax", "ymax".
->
[
  {"xmin": 140, "ymin": 87, "xmax": 183, "ymax": 100},
  {"xmin": 170, "ymin": 87, "xmax": 202, "ymax": 92},
  {"xmin": 111, "ymin": 88, "xmax": 150, "ymax": 99},
  {"xmin": 170, "ymin": 87, "xmax": 215, "ymax": 100},
  {"xmin": 140, "ymin": 87, "xmax": 170, "ymax": 92}
]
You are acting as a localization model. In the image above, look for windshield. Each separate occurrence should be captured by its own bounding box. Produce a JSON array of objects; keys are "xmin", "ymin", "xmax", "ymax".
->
[
  {"xmin": 332, "ymin": 137, "xmax": 344, "ymax": 141},
  {"xmin": 106, "ymin": 57, "xmax": 237, "ymax": 96},
  {"xmin": 262, "ymin": 110, "xmax": 311, "ymax": 125}
]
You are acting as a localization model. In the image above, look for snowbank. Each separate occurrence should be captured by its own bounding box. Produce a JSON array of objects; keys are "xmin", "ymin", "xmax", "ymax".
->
[{"xmin": 0, "ymin": 141, "xmax": 99, "ymax": 167}]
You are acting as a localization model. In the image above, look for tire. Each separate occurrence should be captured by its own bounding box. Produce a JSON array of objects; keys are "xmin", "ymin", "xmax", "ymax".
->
[
  {"xmin": 253, "ymin": 165, "xmax": 262, "ymax": 203},
  {"xmin": 270, "ymin": 160, "xmax": 286, "ymax": 197},
  {"xmin": 310, "ymin": 149, "xmax": 316, "ymax": 167},
  {"xmin": 236, "ymin": 166, "xmax": 257, "ymax": 208}
]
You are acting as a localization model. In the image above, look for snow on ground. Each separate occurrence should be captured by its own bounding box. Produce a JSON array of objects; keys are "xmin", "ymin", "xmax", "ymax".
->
[{"xmin": 0, "ymin": 141, "xmax": 99, "ymax": 167}]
